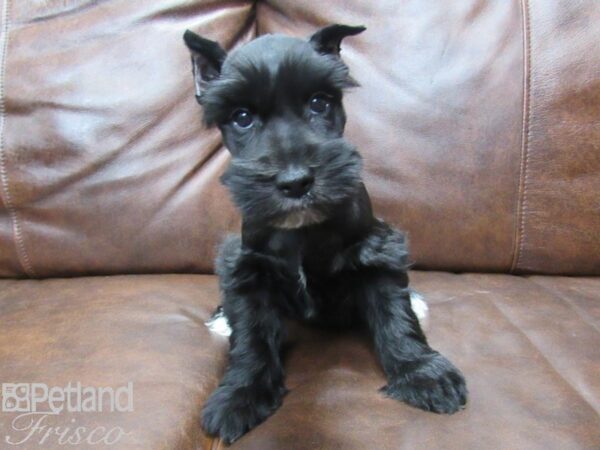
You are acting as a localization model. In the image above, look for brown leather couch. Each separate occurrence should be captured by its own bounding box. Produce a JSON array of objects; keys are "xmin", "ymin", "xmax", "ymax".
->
[{"xmin": 1, "ymin": 1, "xmax": 599, "ymax": 449}]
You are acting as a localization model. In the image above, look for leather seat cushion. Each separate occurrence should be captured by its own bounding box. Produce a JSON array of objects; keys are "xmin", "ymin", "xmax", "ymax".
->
[
  {"xmin": 233, "ymin": 271, "xmax": 600, "ymax": 449},
  {"xmin": 0, "ymin": 275, "xmax": 227, "ymax": 450},
  {"xmin": 1, "ymin": 272, "xmax": 598, "ymax": 449}
]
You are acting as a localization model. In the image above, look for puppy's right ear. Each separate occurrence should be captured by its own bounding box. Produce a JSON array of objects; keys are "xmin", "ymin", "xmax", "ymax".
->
[{"xmin": 183, "ymin": 30, "xmax": 227, "ymax": 102}]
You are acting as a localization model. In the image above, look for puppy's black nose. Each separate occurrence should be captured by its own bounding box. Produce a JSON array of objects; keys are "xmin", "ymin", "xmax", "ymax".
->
[{"xmin": 276, "ymin": 166, "xmax": 314, "ymax": 198}]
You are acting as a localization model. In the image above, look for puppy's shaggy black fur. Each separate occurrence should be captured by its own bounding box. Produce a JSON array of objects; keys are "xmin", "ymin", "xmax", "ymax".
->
[{"xmin": 184, "ymin": 25, "xmax": 467, "ymax": 444}]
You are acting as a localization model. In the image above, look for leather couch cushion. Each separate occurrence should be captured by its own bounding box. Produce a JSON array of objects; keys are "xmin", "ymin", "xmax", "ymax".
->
[
  {"xmin": 2, "ymin": 1, "xmax": 600, "ymax": 277},
  {"xmin": 0, "ymin": 0, "xmax": 250, "ymax": 278},
  {"xmin": 257, "ymin": 0, "xmax": 600, "ymax": 274},
  {"xmin": 1, "ymin": 272, "xmax": 598, "ymax": 449},
  {"xmin": 230, "ymin": 271, "xmax": 600, "ymax": 449},
  {"xmin": 0, "ymin": 274, "xmax": 227, "ymax": 449}
]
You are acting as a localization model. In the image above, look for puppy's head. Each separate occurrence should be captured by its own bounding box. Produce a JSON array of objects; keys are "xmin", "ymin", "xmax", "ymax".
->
[{"xmin": 183, "ymin": 25, "xmax": 365, "ymax": 228}]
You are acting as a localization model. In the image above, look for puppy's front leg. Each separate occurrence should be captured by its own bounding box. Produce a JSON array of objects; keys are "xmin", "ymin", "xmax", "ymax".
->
[
  {"xmin": 361, "ymin": 274, "xmax": 467, "ymax": 413},
  {"xmin": 202, "ymin": 288, "xmax": 286, "ymax": 444},
  {"xmin": 202, "ymin": 242, "xmax": 287, "ymax": 444},
  {"xmin": 350, "ymin": 223, "xmax": 467, "ymax": 413}
]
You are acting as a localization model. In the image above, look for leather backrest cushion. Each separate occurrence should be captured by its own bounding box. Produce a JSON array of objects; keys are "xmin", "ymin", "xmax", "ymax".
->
[
  {"xmin": 0, "ymin": 0, "xmax": 598, "ymax": 277},
  {"xmin": 0, "ymin": 0, "xmax": 248, "ymax": 277},
  {"xmin": 257, "ymin": 0, "xmax": 600, "ymax": 275}
]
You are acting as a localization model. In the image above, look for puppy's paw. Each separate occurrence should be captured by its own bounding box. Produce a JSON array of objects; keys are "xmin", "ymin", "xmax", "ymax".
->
[
  {"xmin": 202, "ymin": 383, "xmax": 286, "ymax": 444},
  {"xmin": 383, "ymin": 353, "xmax": 467, "ymax": 414}
]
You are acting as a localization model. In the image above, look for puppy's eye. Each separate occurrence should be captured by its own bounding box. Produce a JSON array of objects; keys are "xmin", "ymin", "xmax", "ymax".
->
[
  {"xmin": 309, "ymin": 93, "xmax": 331, "ymax": 114},
  {"xmin": 230, "ymin": 109, "xmax": 254, "ymax": 129}
]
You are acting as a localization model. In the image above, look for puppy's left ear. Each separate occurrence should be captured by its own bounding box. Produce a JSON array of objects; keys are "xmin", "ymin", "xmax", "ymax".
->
[
  {"xmin": 183, "ymin": 30, "xmax": 227, "ymax": 102},
  {"xmin": 309, "ymin": 24, "xmax": 366, "ymax": 55}
]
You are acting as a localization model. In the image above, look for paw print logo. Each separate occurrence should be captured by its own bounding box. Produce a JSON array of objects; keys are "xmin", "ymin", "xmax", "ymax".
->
[{"xmin": 2, "ymin": 383, "xmax": 31, "ymax": 412}]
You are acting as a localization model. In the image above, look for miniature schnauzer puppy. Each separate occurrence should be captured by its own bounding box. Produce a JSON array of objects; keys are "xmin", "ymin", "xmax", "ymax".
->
[{"xmin": 184, "ymin": 24, "xmax": 467, "ymax": 444}]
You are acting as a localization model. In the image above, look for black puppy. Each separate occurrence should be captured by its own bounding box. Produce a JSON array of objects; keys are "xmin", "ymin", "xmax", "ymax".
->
[{"xmin": 183, "ymin": 25, "xmax": 467, "ymax": 444}]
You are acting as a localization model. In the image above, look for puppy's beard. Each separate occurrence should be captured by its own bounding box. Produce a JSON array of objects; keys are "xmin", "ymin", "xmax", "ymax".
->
[{"xmin": 271, "ymin": 208, "xmax": 327, "ymax": 229}]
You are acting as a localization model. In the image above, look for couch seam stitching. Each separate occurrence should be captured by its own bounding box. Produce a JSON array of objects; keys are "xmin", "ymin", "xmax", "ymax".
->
[
  {"xmin": 0, "ymin": 0, "xmax": 36, "ymax": 277},
  {"xmin": 254, "ymin": 0, "xmax": 259, "ymax": 36},
  {"xmin": 511, "ymin": 0, "xmax": 532, "ymax": 273}
]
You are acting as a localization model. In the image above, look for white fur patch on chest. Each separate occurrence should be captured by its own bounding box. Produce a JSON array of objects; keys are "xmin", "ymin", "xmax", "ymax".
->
[
  {"xmin": 298, "ymin": 264, "xmax": 308, "ymax": 289},
  {"xmin": 271, "ymin": 209, "xmax": 326, "ymax": 229}
]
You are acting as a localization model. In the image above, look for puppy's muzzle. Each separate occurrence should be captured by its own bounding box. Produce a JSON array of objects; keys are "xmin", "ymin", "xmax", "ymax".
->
[{"xmin": 276, "ymin": 165, "xmax": 314, "ymax": 198}]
